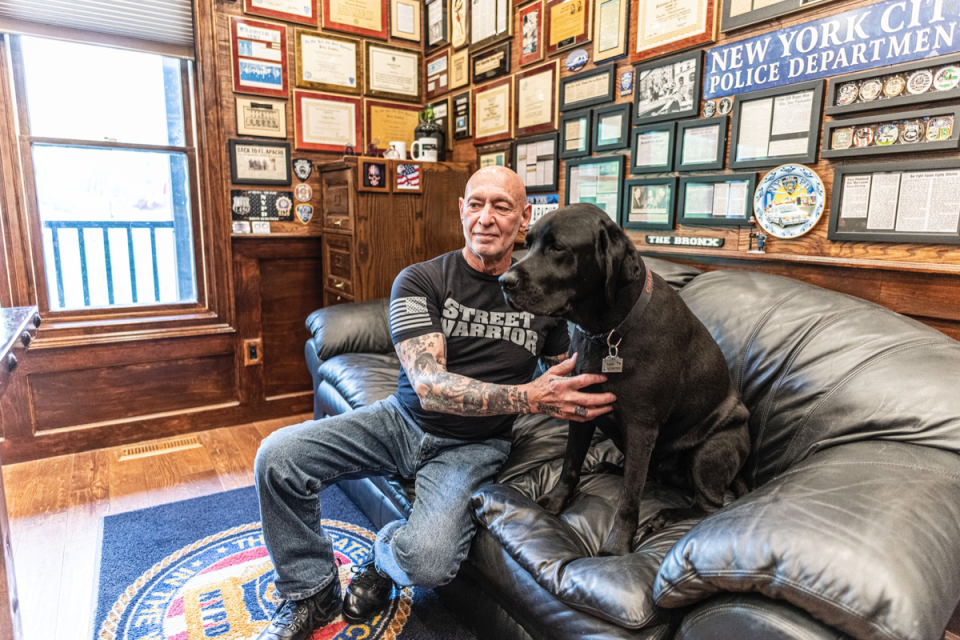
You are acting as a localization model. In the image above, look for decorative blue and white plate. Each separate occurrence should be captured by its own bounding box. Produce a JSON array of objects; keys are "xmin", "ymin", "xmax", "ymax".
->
[{"xmin": 753, "ymin": 164, "xmax": 825, "ymax": 239}]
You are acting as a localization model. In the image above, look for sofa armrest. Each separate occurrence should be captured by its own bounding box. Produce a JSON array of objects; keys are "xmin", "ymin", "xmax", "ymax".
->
[
  {"xmin": 654, "ymin": 441, "xmax": 960, "ymax": 640},
  {"xmin": 306, "ymin": 298, "xmax": 393, "ymax": 361}
]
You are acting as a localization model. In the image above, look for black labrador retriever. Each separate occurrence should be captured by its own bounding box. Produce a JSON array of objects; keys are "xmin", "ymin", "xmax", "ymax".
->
[{"xmin": 499, "ymin": 203, "xmax": 751, "ymax": 557}]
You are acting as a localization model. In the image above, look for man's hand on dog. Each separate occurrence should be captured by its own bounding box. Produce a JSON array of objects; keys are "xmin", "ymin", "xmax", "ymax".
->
[{"xmin": 526, "ymin": 354, "xmax": 616, "ymax": 422}]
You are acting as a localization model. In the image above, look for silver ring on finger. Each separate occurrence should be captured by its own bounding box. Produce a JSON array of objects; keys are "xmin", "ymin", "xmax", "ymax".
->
[{"xmin": 575, "ymin": 406, "xmax": 588, "ymax": 418}]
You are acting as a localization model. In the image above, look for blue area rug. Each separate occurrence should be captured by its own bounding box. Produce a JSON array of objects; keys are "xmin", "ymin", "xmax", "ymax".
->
[{"xmin": 93, "ymin": 484, "xmax": 476, "ymax": 640}]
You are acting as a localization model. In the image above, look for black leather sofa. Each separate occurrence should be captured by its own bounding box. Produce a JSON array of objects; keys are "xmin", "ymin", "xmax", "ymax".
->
[{"xmin": 304, "ymin": 256, "xmax": 960, "ymax": 640}]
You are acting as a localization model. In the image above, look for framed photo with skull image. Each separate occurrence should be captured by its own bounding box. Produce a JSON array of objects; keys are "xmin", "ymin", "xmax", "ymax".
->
[{"xmin": 358, "ymin": 159, "xmax": 392, "ymax": 193}]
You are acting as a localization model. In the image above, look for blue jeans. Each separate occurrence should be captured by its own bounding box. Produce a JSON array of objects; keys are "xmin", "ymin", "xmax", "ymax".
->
[{"xmin": 254, "ymin": 395, "xmax": 511, "ymax": 600}]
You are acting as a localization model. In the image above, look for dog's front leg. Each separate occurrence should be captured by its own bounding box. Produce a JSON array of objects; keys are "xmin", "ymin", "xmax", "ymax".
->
[
  {"xmin": 598, "ymin": 423, "xmax": 656, "ymax": 556},
  {"xmin": 536, "ymin": 421, "xmax": 596, "ymax": 515}
]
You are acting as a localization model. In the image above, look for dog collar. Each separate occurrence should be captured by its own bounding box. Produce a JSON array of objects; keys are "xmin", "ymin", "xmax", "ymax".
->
[{"xmin": 578, "ymin": 266, "xmax": 654, "ymax": 343}]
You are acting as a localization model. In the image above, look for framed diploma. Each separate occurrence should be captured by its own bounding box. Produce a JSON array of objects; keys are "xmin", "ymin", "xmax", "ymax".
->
[
  {"xmin": 544, "ymin": 0, "xmax": 591, "ymax": 57},
  {"xmin": 559, "ymin": 63, "xmax": 615, "ymax": 111},
  {"xmin": 452, "ymin": 0, "xmax": 470, "ymax": 48},
  {"xmin": 425, "ymin": 0, "xmax": 450, "ymax": 50},
  {"xmin": 323, "ymin": 0, "xmax": 388, "ymax": 39},
  {"xmin": 518, "ymin": 1, "xmax": 544, "ymax": 67},
  {"xmin": 515, "ymin": 61, "xmax": 559, "ymax": 137},
  {"xmin": 236, "ymin": 97, "xmax": 287, "ymax": 138},
  {"xmin": 677, "ymin": 172, "xmax": 756, "ymax": 226},
  {"xmin": 513, "ymin": 132, "xmax": 559, "ymax": 193},
  {"xmin": 244, "ymin": 0, "xmax": 318, "ymax": 26},
  {"xmin": 477, "ymin": 141, "xmax": 513, "ymax": 167},
  {"xmin": 473, "ymin": 77, "xmax": 514, "ymax": 145},
  {"xmin": 560, "ymin": 108, "xmax": 592, "ymax": 159},
  {"xmin": 294, "ymin": 91, "xmax": 362, "ymax": 152},
  {"xmin": 675, "ymin": 116, "xmax": 727, "ymax": 172},
  {"xmin": 630, "ymin": 122, "xmax": 675, "ymax": 174},
  {"xmin": 593, "ymin": 0, "xmax": 627, "ymax": 63},
  {"xmin": 471, "ymin": 0, "xmax": 513, "ymax": 50},
  {"xmin": 721, "ymin": 0, "xmax": 839, "ymax": 33},
  {"xmin": 364, "ymin": 99, "xmax": 421, "ymax": 151},
  {"xmin": 425, "ymin": 49, "xmax": 451, "ymax": 100},
  {"xmin": 426, "ymin": 98, "xmax": 454, "ymax": 150},
  {"xmin": 454, "ymin": 91, "xmax": 472, "ymax": 140},
  {"xmin": 565, "ymin": 155, "xmax": 625, "ymax": 223},
  {"xmin": 358, "ymin": 158, "xmax": 392, "ymax": 193},
  {"xmin": 472, "ymin": 42, "xmax": 511, "ymax": 84},
  {"xmin": 391, "ymin": 0, "xmax": 422, "ymax": 41},
  {"xmin": 295, "ymin": 30, "xmax": 360, "ymax": 94},
  {"xmin": 229, "ymin": 139, "xmax": 292, "ymax": 186},
  {"xmin": 230, "ymin": 17, "xmax": 288, "ymax": 98},
  {"xmin": 592, "ymin": 102, "xmax": 630, "ymax": 152},
  {"xmin": 634, "ymin": 50, "xmax": 701, "ymax": 125},
  {"xmin": 622, "ymin": 177, "xmax": 676, "ymax": 230},
  {"xmin": 450, "ymin": 48, "xmax": 470, "ymax": 89},
  {"xmin": 364, "ymin": 42, "xmax": 423, "ymax": 102},
  {"xmin": 630, "ymin": 0, "xmax": 715, "ymax": 61}
]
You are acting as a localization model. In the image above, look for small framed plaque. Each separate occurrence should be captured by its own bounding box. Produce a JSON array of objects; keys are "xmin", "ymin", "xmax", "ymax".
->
[
  {"xmin": 358, "ymin": 158, "xmax": 391, "ymax": 193},
  {"xmin": 393, "ymin": 160, "xmax": 423, "ymax": 193},
  {"xmin": 244, "ymin": 0, "xmax": 318, "ymax": 26},
  {"xmin": 675, "ymin": 116, "xmax": 727, "ymax": 172},
  {"xmin": 631, "ymin": 0, "xmax": 716, "ymax": 62},
  {"xmin": 473, "ymin": 76, "xmax": 514, "ymax": 145},
  {"xmin": 229, "ymin": 139, "xmax": 292, "ymax": 186},
  {"xmin": 560, "ymin": 109, "xmax": 592, "ymax": 159},
  {"xmin": 295, "ymin": 30, "xmax": 360, "ymax": 94},
  {"xmin": 630, "ymin": 122, "xmax": 675, "ymax": 174},
  {"xmin": 391, "ymin": 0, "xmax": 422, "ymax": 41},
  {"xmin": 451, "ymin": 48, "xmax": 470, "ymax": 89},
  {"xmin": 513, "ymin": 132, "xmax": 559, "ymax": 193},
  {"xmin": 453, "ymin": 91, "xmax": 472, "ymax": 140},
  {"xmin": 294, "ymin": 90, "xmax": 362, "ymax": 152},
  {"xmin": 236, "ymin": 97, "xmax": 287, "ymax": 138},
  {"xmin": 471, "ymin": 0, "xmax": 513, "ymax": 50},
  {"xmin": 515, "ymin": 60, "xmax": 559, "ymax": 137},
  {"xmin": 323, "ymin": 0, "xmax": 388, "ymax": 39},
  {"xmin": 622, "ymin": 177, "xmax": 676, "ymax": 230},
  {"xmin": 477, "ymin": 141, "xmax": 513, "ymax": 167},
  {"xmin": 364, "ymin": 99, "xmax": 421, "ymax": 151},
  {"xmin": 559, "ymin": 63, "xmax": 616, "ymax": 111},
  {"xmin": 425, "ymin": 49, "xmax": 451, "ymax": 100},
  {"xmin": 472, "ymin": 41, "xmax": 512, "ymax": 83},
  {"xmin": 565, "ymin": 155, "xmax": 625, "ymax": 223},
  {"xmin": 544, "ymin": 0, "xmax": 592, "ymax": 56},
  {"xmin": 519, "ymin": 1, "xmax": 545, "ymax": 67},
  {"xmin": 364, "ymin": 42, "xmax": 422, "ymax": 103},
  {"xmin": 634, "ymin": 50, "xmax": 701, "ymax": 124},
  {"xmin": 677, "ymin": 173, "xmax": 756, "ymax": 226},
  {"xmin": 593, "ymin": 0, "xmax": 628, "ymax": 63},
  {"xmin": 426, "ymin": 97, "xmax": 454, "ymax": 150},
  {"xmin": 452, "ymin": 0, "xmax": 470, "ymax": 48},
  {"xmin": 425, "ymin": 0, "xmax": 450, "ymax": 51},
  {"xmin": 593, "ymin": 102, "xmax": 630, "ymax": 152},
  {"xmin": 230, "ymin": 17, "xmax": 289, "ymax": 98}
]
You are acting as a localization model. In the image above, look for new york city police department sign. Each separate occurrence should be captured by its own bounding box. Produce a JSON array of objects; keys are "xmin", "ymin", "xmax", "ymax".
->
[{"xmin": 704, "ymin": 0, "xmax": 960, "ymax": 99}]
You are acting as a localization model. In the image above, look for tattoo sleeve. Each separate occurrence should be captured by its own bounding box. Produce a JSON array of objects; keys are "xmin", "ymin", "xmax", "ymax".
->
[{"xmin": 395, "ymin": 332, "xmax": 531, "ymax": 416}]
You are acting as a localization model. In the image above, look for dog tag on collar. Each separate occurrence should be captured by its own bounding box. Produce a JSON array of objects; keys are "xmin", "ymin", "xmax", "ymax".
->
[{"xmin": 602, "ymin": 356, "xmax": 623, "ymax": 373}]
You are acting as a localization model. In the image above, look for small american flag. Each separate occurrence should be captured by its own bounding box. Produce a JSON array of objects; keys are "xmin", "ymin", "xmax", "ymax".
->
[
  {"xmin": 390, "ymin": 296, "xmax": 432, "ymax": 335},
  {"xmin": 396, "ymin": 163, "xmax": 421, "ymax": 189}
]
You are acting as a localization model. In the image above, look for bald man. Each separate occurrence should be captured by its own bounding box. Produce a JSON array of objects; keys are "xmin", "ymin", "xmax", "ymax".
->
[{"xmin": 254, "ymin": 167, "xmax": 616, "ymax": 640}]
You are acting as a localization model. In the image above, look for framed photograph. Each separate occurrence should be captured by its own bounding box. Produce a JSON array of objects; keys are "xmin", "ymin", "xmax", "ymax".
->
[
  {"xmin": 230, "ymin": 17, "xmax": 288, "ymax": 98},
  {"xmin": 477, "ymin": 141, "xmax": 513, "ymax": 167},
  {"xmin": 515, "ymin": 61, "xmax": 559, "ymax": 137},
  {"xmin": 544, "ymin": 0, "xmax": 592, "ymax": 56},
  {"xmin": 364, "ymin": 42, "xmax": 422, "ymax": 102},
  {"xmin": 235, "ymin": 96, "xmax": 287, "ymax": 138},
  {"xmin": 425, "ymin": 0, "xmax": 450, "ymax": 50},
  {"xmin": 393, "ymin": 160, "xmax": 423, "ymax": 193},
  {"xmin": 364, "ymin": 99, "xmax": 421, "ymax": 151},
  {"xmin": 560, "ymin": 108, "xmax": 592, "ymax": 159},
  {"xmin": 472, "ymin": 41, "xmax": 512, "ymax": 83},
  {"xmin": 294, "ymin": 91, "xmax": 362, "ymax": 152},
  {"xmin": 820, "ymin": 106, "xmax": 960, "ymax": 160},
  {"xmin": 473, "ymin": 77, "xmax": 514, "ymax": 145},
  {"xmin": 391, "ymin": 0, "xmax": 422, "ymax": 40},
  {"xmin": 677, "ymin": 172, "xmax": 756, "ymax": 226},
  {"xmin": 450, "ymin": 48, "xmax": 470, "ymax": 89},
  {"xmin": 631, "ymin": 0, "xmax": 716, "ymax": 62},
  {"xmin": 519, "ymin": 1, "xmax": 545, "ymax": 67},
  {"xmin": 425, "ymin": 49, "xmax": 451, "ymax": 100},
  {"xmin": 452, "ymin": 0, "xmax": 470, "ymax": 48},
  {"xmin": 358, "ymin": 158, "xmax": 391, "ymax": 193},
  {"xmin": 828, "ymin": 159, "xmax": 960, "ymax": 244},
  {"xmin": 630, "ymin": 122, "xmax": 675, "ymax": 173},
  {"xmin": 244, "ymin": 0, "xmax": 318, "ymax": 26},
  {"xmin": 559, "ymin": 63, "xmax": 616, "ymax": 111},
  {"xmin": 634, "ymin": 50, "xmax": 701, "ymax": 124},
  {"xmin": 675, "ymin": 116, "xmax": 727, "ymax": 171},
  {"xmin": 622, "ymin": 177, "xmax": 676, "ymax": 230},
  {"xmin": 323, "ymin": 0, "xmax": 388, "ymax": 39},
  {"xmin": 295, "ymin": 30, "xmax": 360, "ymax": 94},
  {"xmin": 513, "ymin": 132, "xmax": 559, "ymax": 193},
  {"xmin": 426, "ymin": 97, "xmax": 454, "ymax": 150},
  {"xmin": 593, "ymin": 0, "xmax": 628, "ymax": 63},
  {"xmin": 471, "ymin": 0, "xmax": 513, "ymax": 50},
  {"xmin": 453, "ymin": 90, "xmax": 472, "ymax": 139},
  {"xmin": 729, "ymin": 79, "xmax": 824, "ymax": 169},
  {"xmin": 593, "ymin": 102, "xmax": 630, "ymax": 152},
  {"xmin": 229, "ymin": 140, "xmax": 292, "ymax": 186},
  {"xmin": 720, "ymin": 0, "xmax": 840, "ymax": 33},
  {"xmin": 565, "ymin": 155, "xmax": 625, "ymax": 222}
]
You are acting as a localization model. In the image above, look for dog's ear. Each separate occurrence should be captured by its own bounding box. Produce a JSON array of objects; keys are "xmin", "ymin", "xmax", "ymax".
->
[{"xmin": 601, "ymin": 225, "xmax": 641, "ymax": 307}]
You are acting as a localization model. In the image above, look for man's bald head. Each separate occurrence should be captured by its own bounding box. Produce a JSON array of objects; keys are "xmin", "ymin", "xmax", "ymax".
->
[
  {"xmin": 464, "ymin": 166, "xmax": 527, "ymax": 206},
  {"xmin": 458, "ymin": 166, "xmax": 533, "ymax": 274}
]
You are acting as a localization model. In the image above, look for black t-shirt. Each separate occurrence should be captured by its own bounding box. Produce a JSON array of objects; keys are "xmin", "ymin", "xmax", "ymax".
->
[{"xmin": 390, "ymin": 250, "xmax": 570, "ymax": 440}]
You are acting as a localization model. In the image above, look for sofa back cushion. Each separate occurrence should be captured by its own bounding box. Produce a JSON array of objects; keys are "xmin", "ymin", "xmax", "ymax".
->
[{"xmin": 307, "ymin": 298, "xmax": 393, "ymax": 360}]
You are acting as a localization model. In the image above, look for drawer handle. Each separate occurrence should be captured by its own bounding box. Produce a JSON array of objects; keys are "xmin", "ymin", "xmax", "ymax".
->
[
  {"xmin": 6, "ymin": 354, "xmax": 16, "ymax": 372},
  {"xmin": 334, "ymin": 282, "xmax": 344, "ymax": 289},
  {"xmin": 20, "ymin": 331, "xmax": 31, "ymax": 347},
  {"xmin": 333, "ymin": 219, "xmax": 342, "ymax": 226}
]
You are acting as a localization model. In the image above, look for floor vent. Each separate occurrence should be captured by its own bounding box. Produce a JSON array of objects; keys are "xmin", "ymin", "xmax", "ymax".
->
[{"xmin": 119, "ymin": 435, "xmax": 202, "ymax": 460}]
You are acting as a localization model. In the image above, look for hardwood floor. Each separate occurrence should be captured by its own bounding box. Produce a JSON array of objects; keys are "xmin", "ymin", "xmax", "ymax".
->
[{"xmin": 1, "ymin": 413, "xmax": 311, "ymax": 640}]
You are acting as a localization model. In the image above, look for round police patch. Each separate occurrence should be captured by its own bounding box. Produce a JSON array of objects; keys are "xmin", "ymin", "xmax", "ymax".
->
[{"xmin": 97, "ymin": 520, "xmax": 412, "ymax": 640}]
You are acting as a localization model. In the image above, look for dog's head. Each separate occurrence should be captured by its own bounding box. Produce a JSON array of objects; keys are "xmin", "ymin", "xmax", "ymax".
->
[{"xmin": 499, "ymin": 203, "xmax": 642, "ymax": 320}]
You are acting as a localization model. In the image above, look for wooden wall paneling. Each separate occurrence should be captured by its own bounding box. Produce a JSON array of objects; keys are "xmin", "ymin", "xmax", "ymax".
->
[
  {"xmin": 422, "ymin": 162, "xmax": 470, "ymax": 259},
  {"xmin": 0, "ymin": 40, "xmax": 31, "ymax": 309}
]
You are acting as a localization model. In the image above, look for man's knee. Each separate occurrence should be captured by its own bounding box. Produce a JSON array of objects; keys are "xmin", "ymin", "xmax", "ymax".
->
[
  {"xmin": 392, "ymin": 534, "xmax": 463, "ymax": 588},
  {"xmin": 255, "ymin": 423, "xmax": 314, "ymax": 490}
]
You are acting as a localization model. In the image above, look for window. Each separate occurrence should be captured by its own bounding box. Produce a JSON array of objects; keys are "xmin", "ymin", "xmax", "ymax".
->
[{"xmin": 13, "ymin": 36, "xmax": 200, "ymax": 312}]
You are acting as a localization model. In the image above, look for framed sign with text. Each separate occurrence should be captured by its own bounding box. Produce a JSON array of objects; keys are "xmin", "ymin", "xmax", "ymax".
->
[
  {"xmin": 295, "ymin": 30, "xmax": 360, "ymax": 94},
  {"xmin": 323, "ymin": 0, "xmax": 388, "ymax": 39},
  {"xmin": 544, "ymin": 0, "xmax": 592, "ymax": 56},
  {"xmin": 471, "ymin": 0, "xmax": 513, "ymax": 50},
  {"xmin": 472, "ymin": 41, "xmax": 512, "ymax": 83},
  {"xmin": 473, "ymin": 76, "xmax": 514, "ymax": 145},
  {"xmin": 230, "ymin": 17, "xmax": 288, "ymax": 98},
  {"xmin": 391, "ymin": 0, "xmax": 423, "ymax": 40},
  {"xmin": 229, "ymin": 139, "xmax": 292, "ymax": 186},
  {"xmin": 630, "ymin": 0, "xmax": 715, "ymax": 62},
  {"xmin": 677, "ymin": 172, "xmax": 756, "ymax": 226},
  {"xmin": 425, "ymin": 0, "xmax": 450, "ymax": 50},
  {"xmin": 364, "ymin": 99, "xmax": 421, "ymax": 150},
  {"xmin": 364, "ymin": 42, "xmax": 422, "ymax": 102},
  {"xmin": 514, "ymin": 60, "xmax": 558, "ymax": 137},
  {"xmin": 729, "ymin": 79, "xmax": 823, "ymax": 169},
  {"xmin": 593, "ymin": 0, "xmax": 628, "ymax": 63},
  {"xmin": 630, "ymin": 122, "xmax": 675, "ymax": 173},
  {"xmin": 294, "ymin": 91, "xmax": 362, "ymax": 152},
  {"xmin": 559, "ymin": 63, "xmax": 616, "ymax": 111},
  {"xmin": 513, "ymin": 132, "xmax": 559, "ymax": 193},
  {"xmin": 675, "ymin": 116, "xmax": 727, "ymax": 172}
]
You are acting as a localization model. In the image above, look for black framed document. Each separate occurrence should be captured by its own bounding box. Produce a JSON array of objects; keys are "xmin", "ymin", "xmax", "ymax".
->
[
  {"xmin": 828, "ymin": 159, "xmax": 960, "ymax": 245},
  {"xmin": 560, "ymin": 109, "xmax": 592, "ymax": 159},
  {"xmin": 565, "ymin": 155, "xmax": 625, "ymax": 223},
  {"xmin": 675, "ymin": 116, "xmax": 726, "ymax": 172},
  {"xmin": 633, "ymin": 50, "xmax": 702, "ymax": 125},
  {"xmin": 593, "ymin": 103, "xmax": 631, "ymax": 152},
  {"xmin": 621, "ymin": 177, "xmax": 676, "ymax": 230},
  {"xmin": 559, "ymin": 64, "xmax": 617, "ymax": 111},
  {"xmin": 720, "ymin": 0, "xmax": 838, "ymax": 33},
  {"xmin": 630, "ymin": 122, "xmax": 675, "ymax": 174},
  {"xmin": 677, "ymin": 172, "xmax": 756, "ymax": 226},
  {"xmin": 471, "ymin": 0, "xmax": 512, "ymax": 50},
  {"xmin": 425, "ymin": 0, "xmax": 450, "ymax": 50},
  {"xmin": 472, "ymin": 41, "xmax": 512, "ymax": 83},
  {"xmin": 513, "ymin": 132, "xmax": 559, "ymax": 193},
  {"xmin": 229, "ymin": 140, "xmax": 292, "ymax": 186},
  {"xmin": 729, "ymin": 79, "xmax": 824, "ymax": 170}
]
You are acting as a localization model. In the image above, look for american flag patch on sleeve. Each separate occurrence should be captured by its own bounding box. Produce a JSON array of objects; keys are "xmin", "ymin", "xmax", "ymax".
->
[{"xmin": 390, "ymin": 296, "xmax": 433, "ymax": 335}]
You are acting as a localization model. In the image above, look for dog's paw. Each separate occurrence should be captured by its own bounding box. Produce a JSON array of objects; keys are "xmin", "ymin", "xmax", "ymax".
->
[
  {"xmin": 597, "ymin": 526, "xmax": 634, "ymax": 557},
  {"xmin": 536, "ymin": 488, "xmax": 570, "ymax": 515}
]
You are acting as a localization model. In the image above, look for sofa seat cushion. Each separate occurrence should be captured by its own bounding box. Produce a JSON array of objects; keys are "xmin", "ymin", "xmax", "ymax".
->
[{"xmin": 318, "ymin": 353, "xmax": 401, "ymax": 410}]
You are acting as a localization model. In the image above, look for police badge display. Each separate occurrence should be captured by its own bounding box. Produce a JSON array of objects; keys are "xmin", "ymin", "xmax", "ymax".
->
[
  {"xmin": 883, "ymin": 75, "xmax": 906, "ymax": 98},
  {"xmin": 853, "ymin": 127, "xmax": 874, "ymax": 147},
  {"xmin": 858, "ymin": 78, "xmax": 882, "ymax": 101},
  {"xmin": 702, "ymin": 100, "xmax": 716, "ymax": 117},
  {"xmin": 875, "ymin": 124, "xmax": 898, "ymax": 146},
  {"xmin": 935, "ymin": 66, "xmax": 960, "ymax": 91},
  {"xmin": 836, "ymin": 83, "xmax": 858, "ymax": 105},
  {"xmin": 294, "ymin": 183, "xmax": 313, "ymax": 202},
  {"xmin": 907, "ymin": 69, "xmax": 934, "ymax": 95},
  {"xmin": 831, "ymin": 128, "xmax": 853, "ymax": 150},
  {"xmin": 717, "ymin": 97, "xmax": 733, "ymax": 116},
  {"xmin": 899, "ymin": 120, "xmax": 924, "ymax": 143},
  {"xmin": 296, "ymin": 204, "xmax": 314, "ymax": 224},
  {"xmin": 753, "ymin": 164, "xmax": 825, "ymax": 240},
  {"xmin": 231, "ymin": 190, "xmax": 295, "ymax": 221},
  {"xmin": 292, "ymin": 158, "xmax": 313, "ymax": 181},
  {"xmin": 927, "ymin": 116, "xmax": 954, "ymax": 141}
]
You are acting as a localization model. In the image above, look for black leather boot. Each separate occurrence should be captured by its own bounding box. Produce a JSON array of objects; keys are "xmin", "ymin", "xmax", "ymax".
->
[
  {"xmin": 257, "ymin": 577, "xmax": 342, "ymax": 640},
  {"xmin": 342, "ymin": 550, "xmax": 394, "ymax": 624}
]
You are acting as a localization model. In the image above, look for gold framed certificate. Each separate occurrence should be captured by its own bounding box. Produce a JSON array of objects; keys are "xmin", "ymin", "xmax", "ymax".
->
[
  {"xmin": 244, "ymin": 0, "xmax": 318, "ymax": 25},
  {"xmin": 514, "ymin": 60, "xmax": 558, "ymax": 137},
  {"xmin": 294, "ymin": 90, "xmax": 362, "ymax": 151},
  {"xmin": 630, "ymin": 0, "xmax": 716, "ymax": 61},
  {"xmin": 473, "ymin": 76, "xmax": 513, "ymax": 145},
  {"xmin": 593, "ymin": 0, "xmax": 627, "ymax": 62},
  {"xmin": 364, "ymin": 42, "xmax": 422, "ymax": 102},
  {"xmin": 391, "ymin": 0, "xmax": 422, "ymax": 41},
  {"xmin": 545, "ymin": 0, "xmax": 591, "ymax": 56},
  {"xmin": 323, "ymin": 0, "xmax": 388, "ymax": 39},
  {"xmin": 295, "ymin": 30, "xmax": 360, "ymax": 94},
  {"xmin": 364, "ymin": 99, "xmax": 421, "ymax": 150}
]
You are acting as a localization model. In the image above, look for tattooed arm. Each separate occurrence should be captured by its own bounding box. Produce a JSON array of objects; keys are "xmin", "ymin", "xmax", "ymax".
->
[{"xmin": 395, "ymin": 333, "xmax": 615, "ymax": 421}]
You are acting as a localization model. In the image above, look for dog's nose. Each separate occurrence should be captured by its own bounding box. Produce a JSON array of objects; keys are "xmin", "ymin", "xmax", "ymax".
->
[{"xmin": 499, "ymin": 270, "xmax": 520, "ymax": 291}]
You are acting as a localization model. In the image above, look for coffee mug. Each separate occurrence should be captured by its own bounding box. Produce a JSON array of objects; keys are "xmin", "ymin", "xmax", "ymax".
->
[
  {"xmin": 411, "ymin": 137, "xmax": 439, "ymax": 162},
  {"xmin": 389, "ymin": 141, "xmax": 407, "ymax": 160}
]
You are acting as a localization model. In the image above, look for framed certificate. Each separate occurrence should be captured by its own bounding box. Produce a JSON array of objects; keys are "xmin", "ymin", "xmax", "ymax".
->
[
  {"xmin": 565, "ymin": 155, "xmax": 625, "ymax": 222},
  {"xmin": 454, "ymin": 91, "xmax": 472, "ymax": 140},
  {"xmin": 544, "ymin": 0, "xmax": 591, "ymax": 56},
  {"xmin": 364, "ymin": 99, "xmax": 421, "ymax": 151},
  {"xmin": 426, "ymin": 0, "xmax": 450, "ymax": 50},
  {"xmin": 294, "ymin": 91, "xmax": 362, "ymax": 152},
  {"xmin": 473, "ymin": 77, "xmax": 514, "ymax": 145},
  {"xmin": 721, "ymin": 0, "xmax": 839, "ymax": 33},
  {"xmin": 426, "ymin": 49, "xmax": 451, "ymax": 100},
  {"xmin": 230, "ymin": 17, "xmax": 288, "ymax": 98},
  {"xmin": 323, "ymin": 0, "xmax": 388, "ymax": 39},
  {"xmin": 472, "ymin": 42, "xmax": 511, "ymax": 84},
  {"xmin": 675, "ymin": 116, "xmax": 727, "ymax": 172},
  {"xmin": 515, "ymin": 61, "xmax": 559, "ymax": 137},
  {"xmin": 560, "ymin": 109, "xmax": 592, "ymax": 159},
  {"xmin": 622, "ymin": 177, "xmax": 676, "ymax": 230},
  {"xmin": 391, "ymin": 0, "xmax": 422, "ymax": 41},
  {"xmin": 518, "ymin": 1, "xmax": 544, "ymax": 67},
  {"xmin": 593, "ymin": 102, "xmax": 630, "ymax": 151},
  {"xmin": 450, "ymin": 48, "xmax": 470, "ymax": 89},
  {"xmin": 229, "ymin": 139, "xmax": 292, "ymax": 186},
  {"xmin": 630, "ymin": 122, "xmax": 675, "ymax": 174},
  {"xmin": 236, "ymin": 97, "xmax": 287, "ymax": 138},
  {"xmin": 452, "ymin": 0, "xmax": 470, "ymax": 48},
  {"xmin": 593, "ymin": 0, "xmax": 627, "ymax": 62},
  {"xmin": 471, "ymin": 0, "xmax": 513, "ymax": 50},
  {"xmin": 559, "ymin": 63, "xmax": 615, "ymax": 111},
  {"xmin": 244, "ymin": 0, "xmax": 318, "ymax": 26},
  {"xmin": 426, "ymin": 98, "xmax": 454, "ymax": 150},
  {"xmin": 477, "ymin": 141, "xmax": 513, "ymax": 167},
  {"xmin": 295, "ymin": 30, "xmax": 360, "ymax": 94},
  {"xmin": 634, "ymin": 50, "xmax": 701, "ymax": 125},
  {"xmin": 513, "ymin": 132, "xmax": 559, "ymax": 193},
  {"xmin": 364, "ymin": 42, "xmax": 422, "ymax": 102},
  {"xmin": 631, "ymin": 0, "xmax": 715, "ymax": 61},
  {"xmin": 677, "ymin": 173, "xmax": 756, "ymax": 226}
]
